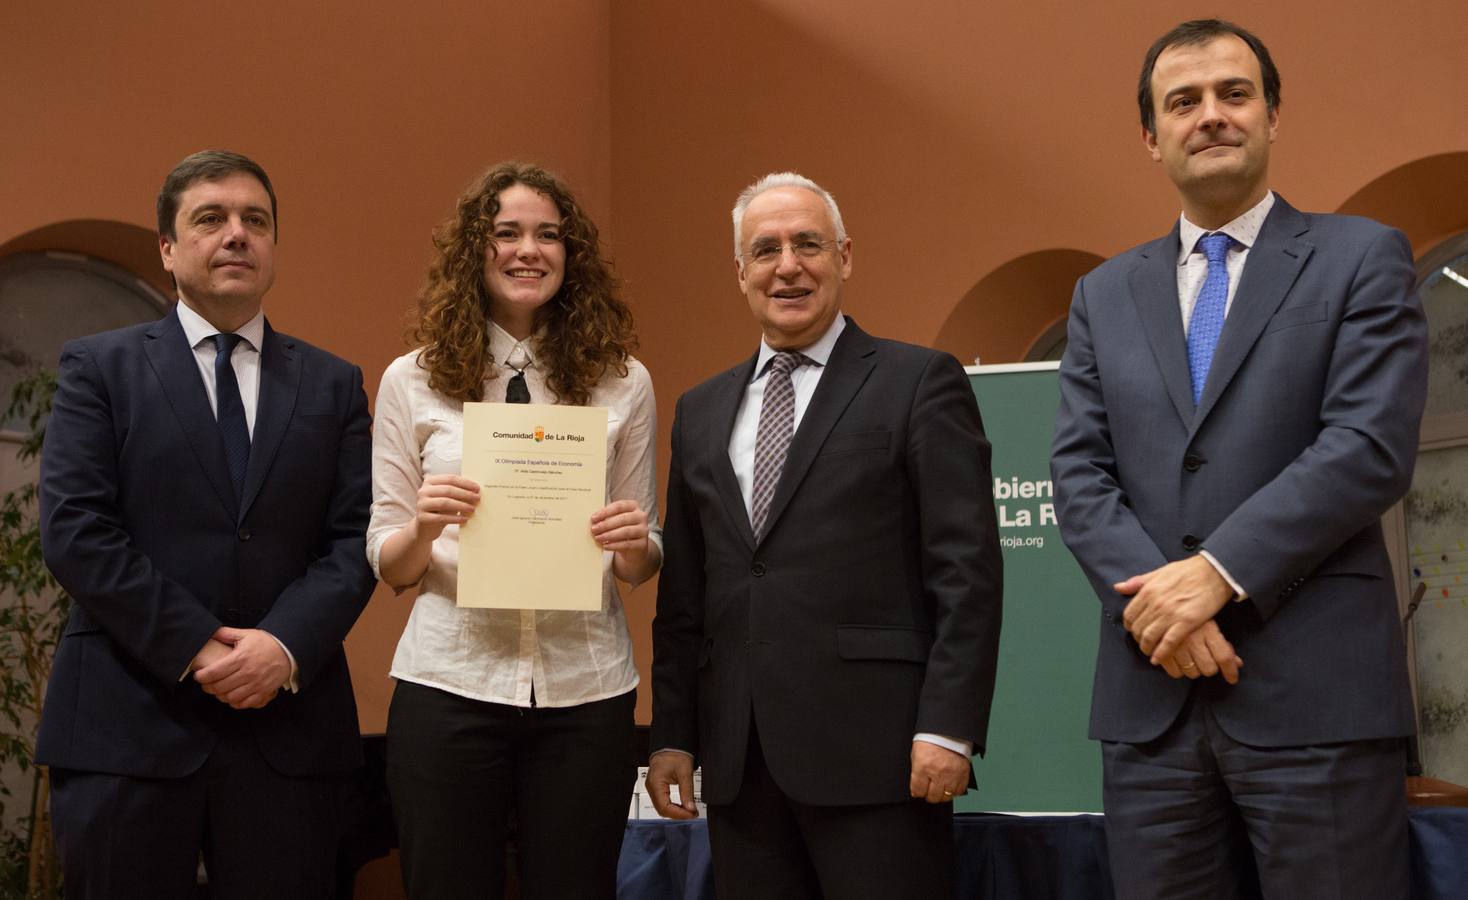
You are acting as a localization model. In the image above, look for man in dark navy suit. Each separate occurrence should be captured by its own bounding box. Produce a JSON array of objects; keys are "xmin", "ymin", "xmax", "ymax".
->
[
  {"xmin": 38, "ymin": 150, "xmax": 376, "ymax": 898},
  {"xmin": 1052, "ymin": 21, "xmax": 1427, "ymax": 899}
]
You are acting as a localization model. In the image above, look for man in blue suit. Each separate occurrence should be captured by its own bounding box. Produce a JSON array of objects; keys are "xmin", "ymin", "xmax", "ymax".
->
[
  {"xmin": 38, "ymin": 150, "xmax": 376, "ymax": 898},
  {"xmin": 1052, "ymin": 20, "xmax": 1427, "ymax": 900}
]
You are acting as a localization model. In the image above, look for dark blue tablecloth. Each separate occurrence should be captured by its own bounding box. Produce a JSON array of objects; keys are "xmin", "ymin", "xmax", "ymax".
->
[{"xmin": 617, "ymin": 808, "xmax": 1468, "ymax": 899}]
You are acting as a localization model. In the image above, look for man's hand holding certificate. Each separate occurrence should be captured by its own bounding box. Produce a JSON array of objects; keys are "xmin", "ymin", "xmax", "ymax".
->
[{"xmin": 457, "ymin": 403, "xmax": 609, "ymax": 609}]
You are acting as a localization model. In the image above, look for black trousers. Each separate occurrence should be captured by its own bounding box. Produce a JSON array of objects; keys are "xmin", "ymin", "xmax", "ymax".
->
[
  {"xmin": 706, "ymin": 721, "xmax": 956, "ymax": 900},
  {"xmin": 385, "ymin": 679, "xmax": 637, "ymax": 900},
  {"xmin": 50, "ymin": 726, "xmax": 341, "ymax": 900},
  {"xmin": 1101, "ymin": 694, "xmax": 1410, "ymax": 900}
]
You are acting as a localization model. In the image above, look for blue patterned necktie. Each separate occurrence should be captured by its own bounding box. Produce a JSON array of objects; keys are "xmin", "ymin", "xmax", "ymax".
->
[
  {"xmin": 212, "ymin": 333, "xmax": 251, "ymax": 502},
  {"xmin": 1186, "ymin": 232, "xmax": 1235, "ymax": 406},
  {"xmin": 750, "ymin": 351, "xmax": 811, "ymax": 540}
]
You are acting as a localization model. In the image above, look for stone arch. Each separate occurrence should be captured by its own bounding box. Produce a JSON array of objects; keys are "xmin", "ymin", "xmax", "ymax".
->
[{"xmin": 933, "ymin": 248, "xmax": 1103, "ymax": 365}]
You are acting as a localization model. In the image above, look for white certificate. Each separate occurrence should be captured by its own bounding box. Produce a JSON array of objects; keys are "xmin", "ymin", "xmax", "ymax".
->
[{"xmin": 457, "ymin": 403, "xmax": 608, "ymax": 609}]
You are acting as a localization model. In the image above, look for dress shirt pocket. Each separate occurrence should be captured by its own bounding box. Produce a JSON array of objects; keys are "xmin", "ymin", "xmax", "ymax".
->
[
  {"xmin": 1263, "ymin": 301, "xmax": 1327, "ymax": 334},
  {"xmin": 424, "ymin": 411, "xmax": 463, "ymax": 464},
  {"xmin": 835, "ymin": 625, "xmax": 931, "ymax": 662},
  {"xmin": 818, "ymin": 429, "xmax": 891, "ymax": 456}
]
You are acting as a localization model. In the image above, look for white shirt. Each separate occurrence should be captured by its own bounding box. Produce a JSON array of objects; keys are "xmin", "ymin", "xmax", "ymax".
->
[
  {"xmin": 173, "ymin": 299, "xmax": 298, "ymax": 686},
  {"xmin": 728, "ymin": 315, "xmax": 970, "ymax": 759},
  {"xmin": 367, "ymin": 323, "xmax": 661, "ymax": 708},
  {"xmin": 1174, "ymin": 191, "xmax": 1275, "ymax": 600},
  {"xmin": 175, "ymin": 298, "xmax": 263, "ymax": 435}
]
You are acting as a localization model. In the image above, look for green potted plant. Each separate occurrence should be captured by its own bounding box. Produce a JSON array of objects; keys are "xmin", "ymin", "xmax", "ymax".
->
[{"xmin": 0, "ymin": 370, "xmax": 65, "ymax": 899}]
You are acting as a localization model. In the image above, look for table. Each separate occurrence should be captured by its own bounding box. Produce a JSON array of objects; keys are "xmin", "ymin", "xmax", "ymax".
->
[{"xmin": 617, "ymin": 809, "xmax": 1468, "ymax": 899}]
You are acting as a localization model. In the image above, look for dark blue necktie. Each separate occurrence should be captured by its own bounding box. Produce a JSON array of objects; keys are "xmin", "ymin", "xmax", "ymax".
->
[
  {"xmin": 212, "ymin": 333, "xmax": 251, "ymax": 501},
  {"xmin": 1186, "ymin": 232, "xmax": 1234, "ymax": 406}
]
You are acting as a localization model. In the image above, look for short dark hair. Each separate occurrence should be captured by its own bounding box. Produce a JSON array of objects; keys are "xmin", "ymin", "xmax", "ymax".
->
[
  {"xmin": 156, "ymin": 150, "xmax": 277, "ymax": 240},
  {"xmin": 1138, "ymin": 19, "xmax": 1281, "ymax": 135}
]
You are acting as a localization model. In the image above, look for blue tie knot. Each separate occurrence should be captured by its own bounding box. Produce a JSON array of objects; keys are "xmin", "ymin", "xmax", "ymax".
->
[{"xmin": 1199, "ymin": 232, "xmax": 1232, "ymax": 265}]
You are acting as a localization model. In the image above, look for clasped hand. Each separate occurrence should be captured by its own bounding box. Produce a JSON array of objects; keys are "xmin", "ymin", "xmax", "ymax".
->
[
  {"xmin": 192, "ymin": 627, "xmax": 291, "ymax": 709},
  {"xmin": 1116, "ymin": 556, "xmax": 1242, "ymax": 683}
]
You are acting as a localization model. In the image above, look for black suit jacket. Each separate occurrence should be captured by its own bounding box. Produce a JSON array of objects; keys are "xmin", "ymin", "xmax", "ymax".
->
[
  {"xmin": 37, "ymin": 308, "xmax": 376, "ymax": 779},
  {"xmin": 1052, "ymin": 197, "xmax": 1427, "ymax": 746},
  {"xmin": 650, "ymin": 318, "xmax": 1003, "ymax": 807}
]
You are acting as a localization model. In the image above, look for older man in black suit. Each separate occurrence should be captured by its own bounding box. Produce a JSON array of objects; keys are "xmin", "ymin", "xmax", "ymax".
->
[{"xmin": 646, "ymin": 172, "xmax": 1003, "ymax": 899}]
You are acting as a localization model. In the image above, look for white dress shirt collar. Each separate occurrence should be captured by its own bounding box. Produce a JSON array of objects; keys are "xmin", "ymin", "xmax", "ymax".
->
[
  {"xmin": 488, "ymin": 320, "xmax": 539, "ymax": 373},
  {"xmin": 175, "ymin": 297, "xmax": 266, "ymax": 351},
  {"xmin": 752, "ymin": 313, "xmax": 846, "ymax": 380},
  {"xmin": 1177, "ymin": 191, "xmax": 1275, "ymax": 264}
]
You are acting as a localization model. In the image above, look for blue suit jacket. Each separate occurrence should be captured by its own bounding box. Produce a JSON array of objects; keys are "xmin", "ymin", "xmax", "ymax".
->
[
  {"xmin": 650, "ymin": 319, "xmax": 1003, "ymax": 806},
  {"xmin": 1052, "ymin": 196, "xmax": 1427, "ymax": 746},
  {"xmin": 37, "ymin": 308, "xmax": 376, "ymax": 778}
]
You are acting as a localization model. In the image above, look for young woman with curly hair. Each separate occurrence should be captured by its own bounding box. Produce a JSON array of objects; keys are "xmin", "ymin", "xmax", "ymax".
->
[{"xmin": 367, "ymin": 162, "xmax": 660, "ymax": 899}]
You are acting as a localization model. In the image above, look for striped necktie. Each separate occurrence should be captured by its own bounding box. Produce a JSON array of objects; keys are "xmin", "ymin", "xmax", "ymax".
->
[{"xmin": 750, "ymin": 351, "xmax": 811, "ymax": 540}]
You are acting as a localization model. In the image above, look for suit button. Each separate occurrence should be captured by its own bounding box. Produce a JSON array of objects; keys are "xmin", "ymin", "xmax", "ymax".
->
[
  {"xmin": 1182, "ymin": 534, "xmax": 1201, "ymax": 552},
  {"xmin": 1183, "ymin": 454, "xmax": 1204, "ymax": 472},
  {"xmin": 751, "ymin": 562, "xmax": 766, "ymax": 577},
  {"xmin": 237, "ymin": 528, "xmax": 251, "ymax": 541}
]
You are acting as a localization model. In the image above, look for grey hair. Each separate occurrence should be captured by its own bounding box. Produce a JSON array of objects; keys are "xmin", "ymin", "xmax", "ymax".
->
[{"xmin": 731, "ymin": 172, "xmax": 847, "ymax": 261}]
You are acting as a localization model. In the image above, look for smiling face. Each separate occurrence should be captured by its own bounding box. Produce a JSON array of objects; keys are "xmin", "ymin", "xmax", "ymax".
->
[
  {"xmin": 736, "ymin": 186, "xmax": 852, "ymax": 350},
  {"xmin": 159, "ymin": 172, "xmax": 276, "ymax": 324},
  {"xmin": 1144, "ymin": 34, "xmax": 1278, "ymax": 224},
  {"xmin": 482, "ymin": 183, "xmax": 567, "ymax": 339}
]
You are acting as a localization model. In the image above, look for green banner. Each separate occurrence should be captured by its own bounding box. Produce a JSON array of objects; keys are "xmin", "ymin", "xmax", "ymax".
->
[{"xmin": 959, "ymin": 362, "xmax": 1101, "ymax": 813}]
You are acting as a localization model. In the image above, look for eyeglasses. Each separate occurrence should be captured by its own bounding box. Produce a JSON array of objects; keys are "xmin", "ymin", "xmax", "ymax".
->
[{"xmin": 740, "ymin": 238, "xmax": 840, "ymax": 268}]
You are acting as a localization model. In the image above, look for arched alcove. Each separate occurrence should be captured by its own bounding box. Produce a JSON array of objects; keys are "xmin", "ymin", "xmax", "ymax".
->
[
  {"xmin": 933, "ymin": 249, "xmax": 1103, "ymax": 365},
  {"xmin": 1336, "ymin": 152, "xmax": 1468, "ymax": 253},
  {"xmin": 0, "ymin": 220, "xmax": 171, "ymax": 432},
  {"xmin": 0, "ymin": 219, "xmax": 170, "ymax": 296}
]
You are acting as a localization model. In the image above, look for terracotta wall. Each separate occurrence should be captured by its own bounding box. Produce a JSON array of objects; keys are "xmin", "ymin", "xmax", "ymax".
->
[
  {"xmin": 1, "ymin": 1, "xmax": 613, "ymax": 731},
  {"xmin": 5, "ymin": 0, "xmax": 1468, "ymax": 733},
  {"xmin": 608, "ymin": 0, "xmax": 1468, "ymax": 721}
]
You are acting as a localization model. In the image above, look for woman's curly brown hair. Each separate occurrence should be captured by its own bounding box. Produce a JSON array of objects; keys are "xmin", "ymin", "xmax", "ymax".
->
[{"xmin": 412, "ymin": 161, "xmax": 636, "ymax": 406}]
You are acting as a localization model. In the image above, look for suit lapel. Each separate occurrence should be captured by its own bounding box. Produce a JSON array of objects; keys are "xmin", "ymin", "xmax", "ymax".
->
[
  {"xmin": 239, "ymin": 322, "xmax": 300, "ymax": 522},
  {"xmin": 756, "ymin": 319, "xmax": 877, "ymax": 547},
  {"xmin": 1191, "ymin": 197, "xmax": 1313, "ymax": 431},
  {"xmin": 708, "ymin": 354, "xmax": 759, "ymax": 551},
  {"xmin": 142, "ymin": 309, "xmax": 238, "ymax": 517},
  {"xmin": 1128, "ymin": 227, "xmax": 1195, "ymax": 429}
]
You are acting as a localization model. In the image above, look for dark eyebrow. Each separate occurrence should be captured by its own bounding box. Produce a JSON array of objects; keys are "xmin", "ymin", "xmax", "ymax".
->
[
  {"xmin": 191, "ymin": 202, "xmax": 272, "ymax": 220},
  {"xmin": 492, "ymin": 218, "xmax": 562, "ymax": 230},
  {"xmin": 1163, "ymin": 76, "xmax": 1257, "ymax": 107}
]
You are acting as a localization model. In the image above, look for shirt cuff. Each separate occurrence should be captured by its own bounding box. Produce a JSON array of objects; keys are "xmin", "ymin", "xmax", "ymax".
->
[
  {"xmin": 913, "ymin": 733, "xmax": 973, "ymax": 757},
  {"xmin": 262, "ymin": 631, "xmax": 301, "ymax": 692},
  {"xmin": 651, "ymin": 748, "xmax": 695, "ymax": 760},
  {"xmin": 1199, "ymin": 549, "xmax": 1248, "ymax": 601}
]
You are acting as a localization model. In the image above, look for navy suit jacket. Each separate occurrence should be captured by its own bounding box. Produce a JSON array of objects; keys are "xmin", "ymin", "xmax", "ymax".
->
[
  {"xmin": 650, "ymin": 318, "xmax": 1003, "ymax": 806},
  {"xmin": 37, "ymin": 307, "xmax": 376, "ymax": 779},
  {"xmin": 1052, "ymin": 196, "xmax": 1428, "ymax": 746}
]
